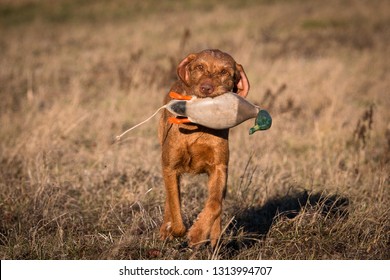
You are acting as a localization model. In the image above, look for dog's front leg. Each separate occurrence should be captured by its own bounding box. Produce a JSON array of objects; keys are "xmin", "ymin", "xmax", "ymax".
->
[
  {"xmin": 160, "ymin": 168, "xmax": 186, "ymax": 240},
  {"xmin": 187, "ymin": 164, "xmax": 227, "ymax": 248}
]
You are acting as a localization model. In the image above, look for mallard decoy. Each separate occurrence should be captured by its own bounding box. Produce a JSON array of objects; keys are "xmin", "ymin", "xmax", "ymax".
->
[{"xmin": 166, "ymin": 91, "xmax": 272, "ymax": 134}]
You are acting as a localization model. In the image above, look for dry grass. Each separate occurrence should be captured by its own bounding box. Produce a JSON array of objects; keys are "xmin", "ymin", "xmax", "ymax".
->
[{"xmin": 0, "ymin": 0, "xmax": 389, "ymax": 260}]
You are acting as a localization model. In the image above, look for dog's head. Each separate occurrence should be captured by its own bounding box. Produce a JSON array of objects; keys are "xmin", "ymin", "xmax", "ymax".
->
[{"xmin": 177, "ymin": 49, "xmax": 250, "ymax": 98}]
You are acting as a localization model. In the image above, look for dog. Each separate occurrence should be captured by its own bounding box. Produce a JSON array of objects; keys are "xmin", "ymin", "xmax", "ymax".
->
[{"xmin": 158, "ymin": 49, "xmax": 250, "ymax": 247}]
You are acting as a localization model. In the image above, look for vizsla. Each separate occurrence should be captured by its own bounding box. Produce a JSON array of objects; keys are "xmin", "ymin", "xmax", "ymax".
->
[{"xmin": 158, "ymin": 49, "xmax": 250, "ymax": 248}]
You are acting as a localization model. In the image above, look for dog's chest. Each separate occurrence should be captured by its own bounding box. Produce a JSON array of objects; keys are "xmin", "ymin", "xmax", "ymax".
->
[{"xmin": 173, "ymin": 130, "xmax": 228, "ymax": 174}]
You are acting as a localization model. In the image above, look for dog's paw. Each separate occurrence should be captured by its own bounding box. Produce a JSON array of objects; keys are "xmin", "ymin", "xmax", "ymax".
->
[
  {"xmin": 187, "ymin": 223, "xmax": 209, "ymax": 248},
  {"xmin": 160, "ymin": 222, "xmax": 187, "ymax": 240},
  {"xmin": 160, "ymin": 222, "xmax": 172, "ymax": 240},
  {"xmin": 172, "ymin": 223, "xmax": 187, "ymax": 237}
]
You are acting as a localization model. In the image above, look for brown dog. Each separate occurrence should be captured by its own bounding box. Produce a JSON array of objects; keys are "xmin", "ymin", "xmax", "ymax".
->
[{"xmin": 158, "ymin": 49, "xmax": 250, "ymax": 247}]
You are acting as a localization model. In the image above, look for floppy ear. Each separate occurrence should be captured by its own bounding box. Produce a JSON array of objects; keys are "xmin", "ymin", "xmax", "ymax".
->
[
  {"xmin": 235, "ymin": 63, "xmax": 250, "ymax": 97},
  {"xmin": 177, "ymin": 53, "xmax": 197, "ymax": 86}
]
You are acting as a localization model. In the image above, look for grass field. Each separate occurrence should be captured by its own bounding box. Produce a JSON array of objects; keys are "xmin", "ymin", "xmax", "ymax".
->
[{"xmin": 0, "ymin": 0, "xmax": 389, "ymax": 259}]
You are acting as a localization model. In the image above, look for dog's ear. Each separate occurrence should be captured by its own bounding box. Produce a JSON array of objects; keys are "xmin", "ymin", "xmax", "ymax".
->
[
  {"xmin": 177, "ymin": 53, "xmax": 197, "ymax": 86},
  {"xmin": 235, "ymin": 63, "xmax": 250, "ymax": 97}
]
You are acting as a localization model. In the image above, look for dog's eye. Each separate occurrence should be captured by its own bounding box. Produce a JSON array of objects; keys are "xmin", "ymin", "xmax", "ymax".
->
[
  {"xmin": 195, "ymin": 65, "xmax": 204, "ymax": 71},
  {"xmin": 220, "ymin": 69, "xmax": 229, "ymax": 75}
]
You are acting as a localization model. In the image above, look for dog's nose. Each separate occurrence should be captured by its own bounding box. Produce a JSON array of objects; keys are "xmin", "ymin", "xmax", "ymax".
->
[{"xmin": 200, "ymin": 83, "xmax": 214, "ymax": 95}]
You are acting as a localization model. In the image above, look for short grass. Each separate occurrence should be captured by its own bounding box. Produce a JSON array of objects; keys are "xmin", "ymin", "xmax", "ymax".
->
[{"xmin": 0, "ymin": 0, "xmax": 389, "ymax": 259}]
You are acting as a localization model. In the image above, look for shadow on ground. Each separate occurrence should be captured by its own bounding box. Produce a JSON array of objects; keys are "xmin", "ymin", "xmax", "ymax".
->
[{"xmin": 225, "ymin": 189, "xmax": 349, "ymax": 253}]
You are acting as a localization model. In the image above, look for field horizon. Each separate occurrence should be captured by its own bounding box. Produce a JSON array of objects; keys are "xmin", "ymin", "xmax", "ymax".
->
[{"xmin": 0, "ymin": 0, "xmax": 389, "ymax": 260}]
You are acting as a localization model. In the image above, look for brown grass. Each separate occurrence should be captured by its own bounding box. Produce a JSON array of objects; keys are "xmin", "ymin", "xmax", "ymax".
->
[{"xmin": 0, "ymin": 0, "xmax": 389, "ymax": 260}]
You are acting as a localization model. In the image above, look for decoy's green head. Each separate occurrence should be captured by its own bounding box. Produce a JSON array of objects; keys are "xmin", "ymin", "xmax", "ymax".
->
[{"xmin": 249, "ymin": 110, "xmax": 272, "ymax": 135}]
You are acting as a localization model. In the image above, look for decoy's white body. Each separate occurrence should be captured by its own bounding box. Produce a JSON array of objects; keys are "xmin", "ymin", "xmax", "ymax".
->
[{"xmin": 165, "ymin": 92, "xmax": 260, "ymax": 130}]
